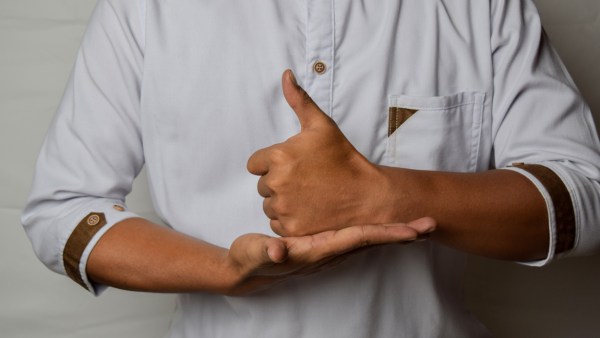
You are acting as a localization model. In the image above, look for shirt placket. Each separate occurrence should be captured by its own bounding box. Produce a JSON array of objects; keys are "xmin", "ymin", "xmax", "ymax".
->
[{"xmin": 305, "ymin": 0, "xmax": 335, "ymax": 116}]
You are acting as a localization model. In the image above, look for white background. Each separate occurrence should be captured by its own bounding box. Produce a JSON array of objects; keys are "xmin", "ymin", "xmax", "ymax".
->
[{"xmin": 1, "ymin": 1, "xmax": 599, "ymax": 337}]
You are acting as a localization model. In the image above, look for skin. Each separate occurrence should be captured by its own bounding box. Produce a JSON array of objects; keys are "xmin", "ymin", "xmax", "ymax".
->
[
  {"xmin": 88, "ymin": 69, "xmax": 440, "ymax": 295},
  {"xmin": 247, "ymin": 70, "xmax": 549, "ymax": 262},
  {"xmin": 87, "ymin": 216, "xmax": 435, "ymax": 295},
  {"xmin": 88, "ymin": 69, "xmax": 547, "ymax": 295}
]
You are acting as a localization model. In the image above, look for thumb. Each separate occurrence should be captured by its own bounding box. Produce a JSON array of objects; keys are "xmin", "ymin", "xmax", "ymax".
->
[
  {"xmin": 264, "ymin": 237, "xmax": 288, "ymax": 264},
  {"xmin": 230, "ymin": 234, "xmax": 288, "ymax": 269},
  {"xmin": 282, "ymin": 69, "xmax": 327, "ymax": 130}
]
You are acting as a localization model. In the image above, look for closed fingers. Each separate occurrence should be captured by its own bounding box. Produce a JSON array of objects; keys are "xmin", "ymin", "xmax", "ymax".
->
[{"xmin": 247, "ymin": 147, "xmax": 272, "ymax": 176}]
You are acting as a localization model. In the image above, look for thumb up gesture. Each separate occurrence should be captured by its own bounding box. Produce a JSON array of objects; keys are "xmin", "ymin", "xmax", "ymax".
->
[{"xmin": 247, "ymin": 70, "xmax": 392, "ymax": 237}]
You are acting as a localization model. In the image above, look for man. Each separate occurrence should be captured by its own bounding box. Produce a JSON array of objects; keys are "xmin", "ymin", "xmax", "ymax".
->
[{"xmin": 22, "ymin": 0, "xmax": 600, "ymax": 337}]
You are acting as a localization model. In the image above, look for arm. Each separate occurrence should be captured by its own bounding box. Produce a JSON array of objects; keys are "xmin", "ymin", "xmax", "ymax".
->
[
  {"xmin": 86, "ymin": 216, "xmax": 436, "ymax": 295},
  {"xmin": 248, "ymin": 70, "xmax": 548, "ymax": 262},
  {"xmin": 376, "ymin": 167, "xmax": 548, "ymax": 261},
  {"xmin": 20, "ymin": 0, "xmax": 435, "ymax": 295},
  {"xmin": 248, "ymin": 2, "xmax": 600, "ymax": 264}
]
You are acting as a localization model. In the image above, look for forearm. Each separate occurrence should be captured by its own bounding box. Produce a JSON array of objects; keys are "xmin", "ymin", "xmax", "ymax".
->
[
  {"xmin": 86, "ymin": 215, "xmax": 435, "ymax": 296},
  {"xmin": 86, "ymin": 218, "xmax": 237, "ymax": 294},
  {"xmin": 249, "ymin": 70, "xmax": 550, "ymax": 262},
  {"xmin": 377, "ymin": 167, "xmax": 549, "ymax": 261}
]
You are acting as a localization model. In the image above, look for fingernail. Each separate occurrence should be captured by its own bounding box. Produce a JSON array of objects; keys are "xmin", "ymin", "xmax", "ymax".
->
[
  {"xmin": 419, "ymin": 218, "xmax": 436, "ymax": 234},
  {"xmin": 288, "ymin": 70, "xmax": 298, "ymax": 87}
]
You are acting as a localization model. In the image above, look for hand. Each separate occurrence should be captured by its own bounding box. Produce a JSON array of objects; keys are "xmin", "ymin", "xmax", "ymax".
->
[
  {"xmin": 225, "ymin": 217, "xmax": 436, "ymax": 296},
  {"xmin": 247, "ymin": 70, "xmax": 390, "ymax": 237}
]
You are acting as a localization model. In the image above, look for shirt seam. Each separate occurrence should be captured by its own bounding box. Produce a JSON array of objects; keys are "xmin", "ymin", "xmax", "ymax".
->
[{"xmin": 329, "ymin": 0, "xmax": 336, "ymax": 118}]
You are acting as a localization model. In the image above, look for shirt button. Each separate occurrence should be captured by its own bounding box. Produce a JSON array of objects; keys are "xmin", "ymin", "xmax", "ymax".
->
[
  {"xmin": 113, "ymin": 205, "xmax": 126, "ymax": 212},
  {"xmin": 313, "ymin": 61, "xmax": 327, "ymax": 75}
]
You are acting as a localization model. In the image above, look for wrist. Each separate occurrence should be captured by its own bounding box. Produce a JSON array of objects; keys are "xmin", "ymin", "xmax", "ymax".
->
[
  {"xmin": 371, "ymin": 165, "xmax": 423, "ymax": 224},
  {"xmin": 185, "ymin": 246, "xmax": 244, "ymax": 295},
  {"xmin": 219, "ymin": 251, "xmax": 248, "ymax": 295}
]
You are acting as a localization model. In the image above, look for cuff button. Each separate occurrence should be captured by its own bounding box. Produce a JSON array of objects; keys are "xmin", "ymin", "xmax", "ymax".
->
[{"xmin": 86, "ymin": 214, "xmax": 101, "ymax": 226}]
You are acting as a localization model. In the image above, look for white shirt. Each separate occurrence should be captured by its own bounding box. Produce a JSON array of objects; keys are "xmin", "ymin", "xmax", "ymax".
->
[{"xmin": 22, "ymin": 0, "xmax": 600, "ymax": 337}]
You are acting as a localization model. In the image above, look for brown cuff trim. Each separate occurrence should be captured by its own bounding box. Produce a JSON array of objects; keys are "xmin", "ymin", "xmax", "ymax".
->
[
  {"xmin": 63, "ymin": 212, "xmax": 107, "ymax": 289},
  {"xmin": 388, "ymin": 107, "xmax": 417, "ymax": 136},
  {"xmin": 516, "ymin": 164, "xmax": 576, "ymax": 254}
]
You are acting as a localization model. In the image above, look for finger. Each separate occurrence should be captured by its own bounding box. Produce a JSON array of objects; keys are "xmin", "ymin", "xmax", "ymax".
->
[
  {"xmin": 228, "ymin": 234, "xmax": 289, "ymax": 287},
  {"xmin": 270, "ymin": 219, "xmax": 285, "ymax": 236},
  {"xmin": 247, "ymin": 146, "xmax": 272, "ymax": 175},
  {"xmin": 308, "ymin": 224, "xmax": 421, "ymax": 259},
  {"xmin": 229, "ymin": 233, "xmax": 270, "ymax": 269},
  {"xmin": 280, "ymin": 224, "xmax": 419, "ymax": 263},
  {"xmin": 282, "ymin": 69, "xmax": 328, "ymax": 130},
  {"xmin": 237, "ymin": 234, "xmax": 287, "ymax": 267},
  {"xmin": 262, "ymin": 198, "xmax": 277, "ymax": 220},
  {"xmin": 402, "ymin": 217, "xmax": 437, "ymax": 235},
  {"xmin": 257, "ymin": 175, "xmax": 272, "ymax": 197},
  {"xmin": 340, "ymin": 224, "xmax": 420, "ymax": 248}
]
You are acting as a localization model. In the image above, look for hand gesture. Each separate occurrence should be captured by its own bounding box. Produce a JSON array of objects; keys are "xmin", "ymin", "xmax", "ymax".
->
[
  {"xmin": 226, "ymin": 217, "xmax": 435, "ymax": 296},
  {"xmin": 247, "ymin": 70, "xmax": 391, "ymax": 237}
]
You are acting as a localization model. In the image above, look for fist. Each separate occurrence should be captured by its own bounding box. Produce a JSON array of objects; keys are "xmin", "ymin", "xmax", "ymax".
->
[{"xmin": 247, "ymin": 70, "xmax": 388, "ymax": 237}]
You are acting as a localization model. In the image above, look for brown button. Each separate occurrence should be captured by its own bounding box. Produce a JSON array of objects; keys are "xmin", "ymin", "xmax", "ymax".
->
[
  {"xmin": 313, "ymin": 61, "xmax": 327, "ymax": 74},
  {"xmin": 113, "ymin": 204, "xmax": 126, "ymax": 212},
  {"xmin": 86, "ymin": 214, "xmax": 101, "ymax": 226}
]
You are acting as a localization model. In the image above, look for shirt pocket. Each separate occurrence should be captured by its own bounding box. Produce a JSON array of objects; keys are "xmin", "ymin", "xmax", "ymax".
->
[{"xmin": 386, "ymin": 91, "xmax": 485, "ymax": 172}]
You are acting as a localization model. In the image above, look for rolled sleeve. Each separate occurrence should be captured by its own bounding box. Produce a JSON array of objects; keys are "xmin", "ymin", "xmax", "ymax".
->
[
  {"xmin": 504, "ymin": 164, "xmax": 571, "ymax": 266},
  {"xmin": 538, "ymin": 162, "xmax": 600, "ymax": 258},
  {"xmin": 61, "ymin": 200, "xmax": 139, "ymax": 294},
  {"xmin": 491, "ymin": 1, "xmax": 600, "ymax": 265},
  {"xmin": 21, "ymin": 0, "xmax": 146, "ymax": 294}
]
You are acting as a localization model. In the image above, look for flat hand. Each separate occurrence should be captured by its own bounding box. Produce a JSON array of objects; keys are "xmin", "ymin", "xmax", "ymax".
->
[
  {"xmin": 247, "ymin": 70, "xmax": 389, "ymax": 237},
  {"xmin": 226, "ymin": 217, "xmax": 435, "ymax": 296}
]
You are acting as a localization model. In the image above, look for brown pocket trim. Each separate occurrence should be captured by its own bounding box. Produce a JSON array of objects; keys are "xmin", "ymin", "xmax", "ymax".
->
[
  {"xmin": 517, "ymin": 164, "xmax": 576, "ymax": 254},
  {"xmin": 388, "ymin": 107, "xmax": 418, "ymax": 136},
  {"xmin": 63, "ymin": 212, "xmax": 107, "ymax": 289}
]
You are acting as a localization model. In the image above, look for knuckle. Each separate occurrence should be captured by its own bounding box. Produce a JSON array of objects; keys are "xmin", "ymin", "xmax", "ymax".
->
[
  {"xmin": 264, "ymin": 175, "xmax": 284, "ymax": 191},
  {"xmin": 359, "ymin": 226, "xmax": 372, "ymax": 247},
  {"xmin": 268, "ymin": 148, "xmax": 289, "ymax": 165}
]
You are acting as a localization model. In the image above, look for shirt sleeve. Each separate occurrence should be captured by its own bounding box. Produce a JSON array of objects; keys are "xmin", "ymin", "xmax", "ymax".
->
[
  {"xmin": 21, "ymin": 0, "xmax": 147, "ymax": 294},
  {"xmin": 490, "ymin": 0, "xmax": 600, "ymax": 266}
]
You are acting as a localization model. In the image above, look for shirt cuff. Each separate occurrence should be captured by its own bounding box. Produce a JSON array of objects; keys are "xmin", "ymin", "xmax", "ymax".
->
[
  {"xmin": 60, "ymin": 199, "xmax": 139, "ymax": 295},
  {"xmin": 503, "ymin": 163, "xmax": 576, "ymax": 267}
]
